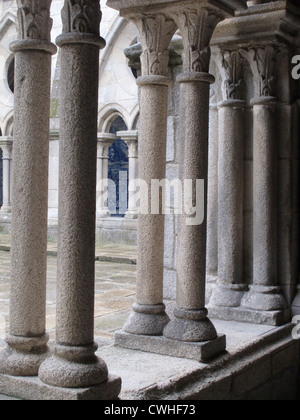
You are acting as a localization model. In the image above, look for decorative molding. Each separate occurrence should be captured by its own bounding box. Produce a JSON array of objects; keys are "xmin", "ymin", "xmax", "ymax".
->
[
  {"xmin": 174, "ymin": 8, "xmax": 222, "ymax": 73},
  {"xmin": 247, "ymin": 45, "xmax": 279, "ymax": 98},
  {"xmin": 17, "ymin": 0, "xmax": 53, "ymax": 42},
  {"xmin": 220, "ymin": 50, "xmax": 245, "ymax": 100},
  {"xmin": 61, "ymin": 0, "xmax": 102, "ymax": 36},
  {"xmin": 135, "ymin": 14, "xmax": 177, "ymax": 76}
]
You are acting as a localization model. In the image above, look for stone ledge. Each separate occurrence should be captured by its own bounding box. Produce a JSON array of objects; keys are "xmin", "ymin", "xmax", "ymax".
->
[
  {"xmin": 102, "ymin": 323, "xmax": 297, "ymax": 400},
  {"xmin": 207, "ymin": 305, "xmax": 291, "ymax": 326},
  {"xmin": 0, "ymin": 374, "xmax": 121, "ymax": 401},
  {"xmin": 115, "ymin": 331, "xmax": 226, "ymax": 362}
]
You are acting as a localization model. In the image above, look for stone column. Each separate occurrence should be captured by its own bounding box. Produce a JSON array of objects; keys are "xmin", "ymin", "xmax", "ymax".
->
[
  {"xmin": 0, "ymin": 0, "xmax": 56, "ymax": 377},
  {"xmin": 206, "ymin": 98, "xmax": 219, "ymax": 283},
  {"xmin": 97, "ymin": 133, "xmax": 117, "ymax": 218},
  {"xmin": 164, "ymin": 7, "xmax": 225, "ymax": 347},
  {"xmin": 39, "ymin": 1, "xmax": 120, "ymax": 397},
  {"xmin": 0, "ymin": 138, "xmax": 13, "ymax": 213},
  {"xmin": 120, "ymin": 14, "xmax": 177, "ymax": 336},
  {"xmin": 241, "ymin": 46, "xmax": 287, "ymax": 316},
  {"xmin": 210, "ymin": 50, "xmax": 248, "ymax": 309},
  {"xmin": 118, "ymin": 130, "xmax": 139, "ymax": 220}
]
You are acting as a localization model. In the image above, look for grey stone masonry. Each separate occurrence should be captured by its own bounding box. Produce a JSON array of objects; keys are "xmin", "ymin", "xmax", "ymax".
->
[{"xmin": 0, "ymin": 0, "xmax": 57, "ymax": 377}]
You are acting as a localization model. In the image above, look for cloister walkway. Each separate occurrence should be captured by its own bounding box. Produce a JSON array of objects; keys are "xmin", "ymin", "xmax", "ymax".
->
[
  {"xmin": 0, "ymin": 234, "xmax": 297, "ymax": 400},
  {"xmin": 0, "ymin": 234, "xmax": 137, "ymax": 345}
]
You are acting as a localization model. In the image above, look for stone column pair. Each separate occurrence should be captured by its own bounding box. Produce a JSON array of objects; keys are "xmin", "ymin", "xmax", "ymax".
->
[
  {"xmin": 110, "ymin": 0, "xmax": 247, "ymax": 361},
  {"xmin": 209, "ymin": 43, "xmax": 288, "ymax": 325},
  {"xmin": 0, "ymin": 138, "xmax": 13, "ymax": 213},
  {"xmin": 241, "ymin": 46, "xmax": 287, "ymax": 319},
  {"xmin": 0, "ymin": 0, "xmax": 120, "ymax": 400}
]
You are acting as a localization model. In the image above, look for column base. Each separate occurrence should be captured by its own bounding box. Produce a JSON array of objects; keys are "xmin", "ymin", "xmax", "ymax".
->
[
  {"xmin": 0, "ymin": 334, "xmax": 49, "ymax": 377},
  {"xmin": 115, "ymin": 330, "xmax": 226, "ymax": 363},
  {"xmin": 163, "ymin": 308, "xmax": 217, "ymax": 342},
  {"xmin": 0, "ymin": 373, "xmax": 121, "ymax": 400},
  {"xmin": 210, "ymin": 284, "xmax": 248, "ymax": 308},
  {"xmin": 241, "ymin": 285, "xmax": 288, "ymax": 312},
  {"xmin": 38, "ymin": 343, "xmax": 108, "ymax": 389},
  {"xmin": 123, "ymin": 303, "xmax": 170, "ymax": 336},
  {"xmin": 207, "ymin": 305, "xmax": 290, "ymax": 326}
]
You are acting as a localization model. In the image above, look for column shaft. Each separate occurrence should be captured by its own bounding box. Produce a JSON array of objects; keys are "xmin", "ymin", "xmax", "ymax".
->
[
  {"xmin": 206, "ymin": 105, "xmax": 219, "ymax": 279},
  {"xmin": 38, "ymin": 2, "xmax": 120, "ymax": 394},
  {"xmin": 119, "ymin": 131, "xmax": 139, "ymax": 219},
  {"xmin": 0, "ymin": 0, "xmax": 57, "ymax": 376},
  {"xmin": 210, "ymin": 100, "xmax": 247, "ymax": 307},
  {"xmin": 2, "ymin": 158, "xmax": 11, "ymax": 209},
  {"xmin": 97, "ymin": 135, "xmax": 116, "ymax": 218},
  {"xmin": 242, "ymin": 98, "xmax": 287, "ymax": 311},
  {"xmin": 253, "ymin": 103, "xmax": 276, "ymax": 285},
  {"xmin": 0, "ymin": 140, "xmax": 13, "ymax": 212},
  {"xmin": 57, "ymin": 44, "xmax": 99, "ymax": 346},
  {"xmin": 164, "ymin": 73, "xmax": 218, "ymax": 342},
  {"xmin": 123, "ymin": 77, "xmax": 171, "ymax": 335}
]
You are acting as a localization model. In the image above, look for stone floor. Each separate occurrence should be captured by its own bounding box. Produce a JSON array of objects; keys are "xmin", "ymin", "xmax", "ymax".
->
[
  {"xmin": 0, "ymin": 235, "xmax": 298, "ymax": 400},
  {"xmin": 0, "ymin": 236, "xmax": 137, "ymax": 344}
]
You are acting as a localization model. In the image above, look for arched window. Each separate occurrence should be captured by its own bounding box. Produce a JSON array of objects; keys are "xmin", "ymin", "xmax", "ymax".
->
[{"xmin": 108, "ymin": 116, "xmax": 129, "ymax": 217}]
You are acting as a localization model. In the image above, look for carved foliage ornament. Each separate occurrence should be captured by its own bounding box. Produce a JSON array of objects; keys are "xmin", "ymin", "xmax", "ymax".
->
[
  {"xmin": 176, "ymin": 8, "xmax": 222, "ymax": 73},
  {"xmin": 62, "ymin": 0, "xmax": 101, "ymax": 36},
  {"xmin": 221, "ymin": 50, "xmax": 245, "ymax": 100},
  {"xmin": 136, "ymin": 14, "xmax": 177, "ymax": 77},
  {"xmin": 248, "ymin": 45, "xmax": 279, "ymax": 98},
  {"xmin": 17, "ymin": 0, "xmax": 53, "ymax": 42}
]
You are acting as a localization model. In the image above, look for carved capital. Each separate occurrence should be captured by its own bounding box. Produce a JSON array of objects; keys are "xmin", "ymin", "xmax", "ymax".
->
[
  {"xmin": 135, "ymin": 14, "xmax": 177, "ymax": 76},
  {"xmin": 174, "ymin": 8, "xmax": 222, "ymax": 73},
  {"xmin": 61, "ymin": 0, "xmax": 102, "ymax": 36},
  {"xmin": 219, "ymin": 49, "xmax": 245, "ymax": 101},
  {"xmin": 17, "ymin": 0, "xmax": 53, "ymax": 42},
  {"xmin": 246, "ymin": 45, "xmax": 279, "ymax": 98}
]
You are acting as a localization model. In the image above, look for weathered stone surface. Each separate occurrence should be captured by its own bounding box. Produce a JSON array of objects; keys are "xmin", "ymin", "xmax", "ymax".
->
[
  {"xmin": 0, "ymin": 0, "xmax": 56, "ymax": 378},
  {"xmin": 37, "ymin": 1, "xmax": 118, "ymax": 393},
  {"xmin": 115, "ymin": 331, "xmax": 226, "ymax": 362},
  {"xmin": 0, "ymin": 374, "xmax": 121, "ymax": 401},
  {"xmin": 207, "ymin": 305, "xmax": 291, "ymax": 326}
]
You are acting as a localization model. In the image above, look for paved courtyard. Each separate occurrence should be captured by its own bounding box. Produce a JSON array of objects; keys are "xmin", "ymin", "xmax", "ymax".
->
[{"xmin": 0, "ymin": 235, "xmax": 137, "ymax": 348}]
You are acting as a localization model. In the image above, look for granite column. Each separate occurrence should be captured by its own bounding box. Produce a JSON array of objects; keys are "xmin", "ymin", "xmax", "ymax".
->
[
  {"xmin": 164, "ymin": 7, "xmax": 224, "ymax": 350},
  {"xmin": 0, "ymin": 138, "xmax": 13, "ymax": 213},
  {"xmin": 120, "ymin": 14, "xmax": 177, "ymax": 336},
  {"xmin": 0, "ymin": 0, "xmax": 56, "ymax": 376},
  {"xmin": 97, "ymin": 133, "xmax": 117, "ymax": 218},
  {"xmin": 210, "ymin": 50, "xmax": 247, "ymax": 309},
  {"xmin": 119, "ymin": 130, "xmax": 139, "ymax": 220},
  {"xmin": 242, "ymin": 46, "xmax": 287, "ymax": 318},
  {"xmin": 39, "ymin": 1, "xmax": 121, "ymax": 397}
]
